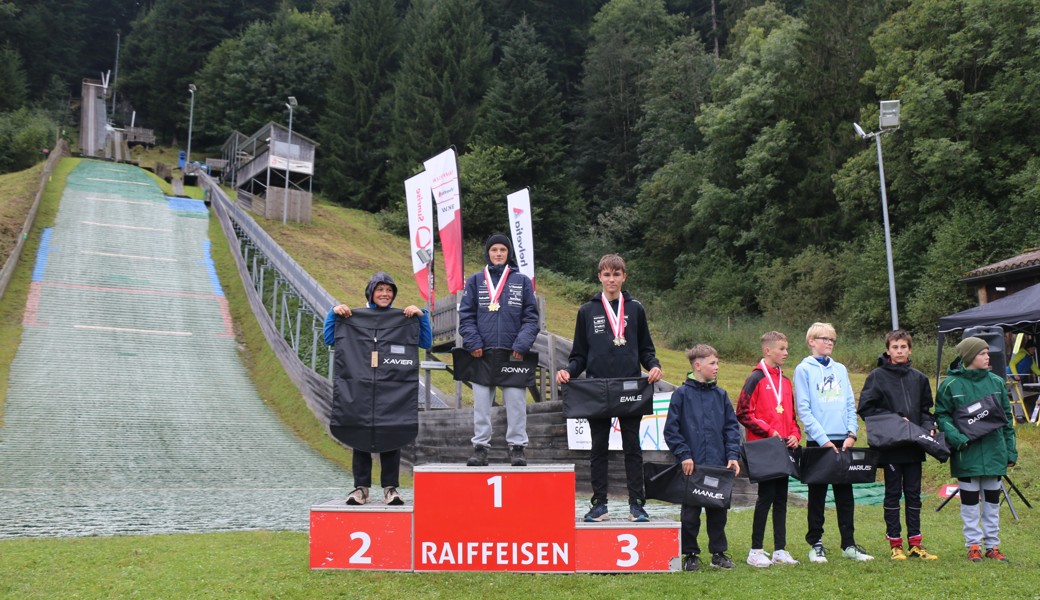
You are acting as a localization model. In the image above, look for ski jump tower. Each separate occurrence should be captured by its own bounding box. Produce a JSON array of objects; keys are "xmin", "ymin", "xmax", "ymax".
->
[{"xmin": 222, "ymin": 122, "xmax": 317, "ymax": 224}]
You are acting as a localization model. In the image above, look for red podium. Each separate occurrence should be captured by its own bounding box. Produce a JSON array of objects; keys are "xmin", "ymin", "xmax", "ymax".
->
[
  {"xmin": 575, "ymin": 522, "xmax": 681, "ymax": 572},
  {"xmin": 413, "ymin": 465, "xmax": 576, "ymax": 572},
  {"xmin": 310, "ymin": 501, "xmax": 413, "ymax": 571},
  {"xmin": 310, "ymin": 463, "xmax": 680, "ymax": 573}
]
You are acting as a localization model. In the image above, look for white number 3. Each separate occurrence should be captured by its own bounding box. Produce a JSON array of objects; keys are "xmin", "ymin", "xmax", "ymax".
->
[{"xmin": 616, "ymin": 533, "xmax": 639, "ymax": 567}]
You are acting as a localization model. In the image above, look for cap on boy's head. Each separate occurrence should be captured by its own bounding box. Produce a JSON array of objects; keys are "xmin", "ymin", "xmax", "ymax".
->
[
  {"xmin": 686, "ymin": 344, "xmax": 718, "ymax": 365},
  {"xmin": 957, "ymin": 336, "xmax": 989, "ymax": 366},
  {"xmin": 484, "ymin": 233, "xmax": 511, "ymax": 253},
  {"xmin": 597, "ymin": 254, "xmax": 626, "ymax": 274}
]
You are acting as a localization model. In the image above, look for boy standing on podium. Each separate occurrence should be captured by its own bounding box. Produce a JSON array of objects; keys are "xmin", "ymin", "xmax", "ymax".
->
[{"xmin": 556, "ymin": 254, "xmax": 662, "ymax": 523}]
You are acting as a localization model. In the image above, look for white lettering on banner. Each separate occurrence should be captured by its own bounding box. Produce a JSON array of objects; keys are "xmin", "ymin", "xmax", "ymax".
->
[
  {"xmin": 419, "ymin": 541, "xmax": 570, "ymax": 566},
  {"xmin": 619, "ymin": 395, "xmax": 640, "ymax": 403},
  {"xmin": 383, "ymin": 358, "xmax": 415, "ymax": 366},
  {"xmin": 967, "ymin": 410, "xmax": 989, "ymax": 425},
  {"xmin": 506, "ymin": 189, "xmax": 535, "ymax": 285}
]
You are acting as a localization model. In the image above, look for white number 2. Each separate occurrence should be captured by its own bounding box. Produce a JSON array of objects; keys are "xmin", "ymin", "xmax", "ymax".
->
[
  {"xmin": 348, "ymin": 531, "xmax": 373, "ymax": 564},
  {"xmin": 487, "ymin": 475, "xmax": 503, "ymax": 508},
  {"xmin": 616, "ymin": 533, "xmax": 639, "ymax": 567}
]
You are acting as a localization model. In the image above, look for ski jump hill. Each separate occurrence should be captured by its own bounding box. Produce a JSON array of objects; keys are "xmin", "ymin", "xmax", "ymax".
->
[{"xmin": 0, "ymin": 161, "xmax": 348, "ymax": 538}]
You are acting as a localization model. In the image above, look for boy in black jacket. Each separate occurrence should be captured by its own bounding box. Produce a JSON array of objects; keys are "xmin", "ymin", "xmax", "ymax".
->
[
  {"xmin": 857, "ymin": 329, "xmax": 939, "ymax": 560},
  {"xmin": 556, "ymin": 254, "xmax": 663, "ymax": 522},
  {"xmin": 663, "ymin": 344, "xmax": 741, "ymax": 571}
]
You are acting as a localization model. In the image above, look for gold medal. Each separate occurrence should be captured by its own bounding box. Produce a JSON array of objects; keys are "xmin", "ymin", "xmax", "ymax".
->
[
  {"xmin": 776, "ymin": 405, "xmax": 784, "ymax": 414},
  {"xmin": 488, "ymin": 302, "xmax": 500, "ymax": 312}
]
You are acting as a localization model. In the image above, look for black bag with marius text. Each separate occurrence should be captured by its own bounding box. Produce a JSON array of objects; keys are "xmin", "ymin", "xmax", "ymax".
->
[
  {"xmin": 799, "ymin": 447, "xmax": 879, "ymax": 485},
  {"xmin": 741, "ymin": 436, "xmax": 801, "ymax": 483},
  {"xmin": 452, "ymin": 347, "xmax": 538, "ymax": 388},
  {"xmin": 951, "ymin": 393, "xmax": 1008, "ymax": 441},
  {"xmin": 562, "ymin": 376, "xmax": 653, "ymax": 419}
]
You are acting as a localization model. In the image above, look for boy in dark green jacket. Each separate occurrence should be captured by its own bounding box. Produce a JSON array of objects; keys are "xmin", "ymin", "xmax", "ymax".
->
[{"xmin": 935, "ymin": 337, "xmax": 1018, "ymax": 563}]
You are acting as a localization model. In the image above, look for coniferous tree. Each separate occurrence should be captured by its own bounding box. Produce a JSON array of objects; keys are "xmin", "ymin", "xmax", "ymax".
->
[
  {"xmin": 387, "ymin": 0, "xmax": 492, "ymax": 194},
  {"xmin": 318, "ymin": 0, "xmax": 401, "ymax": 210}
]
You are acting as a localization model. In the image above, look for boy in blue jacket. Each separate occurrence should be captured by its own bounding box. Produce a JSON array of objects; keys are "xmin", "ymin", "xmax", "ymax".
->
[
  {"xmin": 794, "ymin": 322, "xmax": 872, "ymax": 563},
  {"xmin": 663, "ymin": 344, "xmax": 741, "ymax": 572}
]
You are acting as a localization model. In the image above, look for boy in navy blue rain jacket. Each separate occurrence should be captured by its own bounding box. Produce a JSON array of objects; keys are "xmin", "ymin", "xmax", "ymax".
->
[{"xmin": 663, "ymin": 344, "xmax": 741, "ymax": 572}]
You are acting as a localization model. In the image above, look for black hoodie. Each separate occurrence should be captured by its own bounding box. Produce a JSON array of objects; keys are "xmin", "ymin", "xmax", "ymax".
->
[{"xmin": 858, "ymin": 353, "xmax": 936, "ymax": 464}]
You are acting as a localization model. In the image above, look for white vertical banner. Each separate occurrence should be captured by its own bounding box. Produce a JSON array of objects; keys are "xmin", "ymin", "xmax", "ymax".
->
[
  {"xmin": 405, "ymin": 171, "xmax": 434, "ymax": 302},
  {"xmin": 423, "ymin": 149, "xmax": 465, "ymax": 294},
  {"xmin": 506, "ymin": 188, "xmax": 535, "ymax": 289}
]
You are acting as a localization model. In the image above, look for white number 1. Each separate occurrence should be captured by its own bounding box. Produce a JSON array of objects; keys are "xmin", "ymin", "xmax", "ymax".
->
[
  {"xmin": 487, "ymin": 475, "xmax": 503, "ymax": 508},
  {"xmin": 617, "ymin": 533, "xmax": 639, "ymax": 567}
]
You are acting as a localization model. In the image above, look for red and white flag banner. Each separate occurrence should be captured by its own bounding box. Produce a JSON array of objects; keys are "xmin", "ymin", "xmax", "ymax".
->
[
  {"xmin": 423, "ymin": 148, "xmax": 465, "ymax": 294},
  {"xmin": 506, "ymin": 188, "xmax": 535, "ymax": 290},
  {"xmin": 405, "ymin": 171, "xmax": 434, "ymax": 302}
]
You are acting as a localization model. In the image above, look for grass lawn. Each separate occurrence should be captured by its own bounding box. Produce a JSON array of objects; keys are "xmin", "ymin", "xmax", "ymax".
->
[{"xmin": 2, "ymin": 499, "xmax": 1038, "ymax": 599}]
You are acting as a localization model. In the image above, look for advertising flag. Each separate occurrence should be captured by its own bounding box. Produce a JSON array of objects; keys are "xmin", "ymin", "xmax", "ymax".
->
[
  {"xmin": 423, "ymin": 149, "xmax": 465, "ymax": 294},
  {"xmin": 506, "ymin": 188, "xmax": 535, "ymax": 289},
  {"xmin": 405, "ymin": 171, "xmax": 434, "ymax": 302}
]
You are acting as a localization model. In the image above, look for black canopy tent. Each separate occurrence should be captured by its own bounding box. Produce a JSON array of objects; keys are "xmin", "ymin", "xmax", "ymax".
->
[{"xmin": 935, "ymin": 282, "xmax": 1040, "ymax": 382}]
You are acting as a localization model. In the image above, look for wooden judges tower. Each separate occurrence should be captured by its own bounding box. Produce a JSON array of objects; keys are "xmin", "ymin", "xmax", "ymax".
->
[{"xmin": 221, "ymin": 123, "xmax": 317, "ymax": 223}]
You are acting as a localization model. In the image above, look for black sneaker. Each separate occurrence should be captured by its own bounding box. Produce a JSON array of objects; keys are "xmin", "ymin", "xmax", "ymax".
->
[
  {"xmin": 683, "ymin": 554, "xmax": 700, "ymax": 572},
  {"xmin": 466, "ymin": 445, "xmax": 489, "ymax": 467},
  {"xmin": 711, "ymin": 552, "xmax": 735, "ymax": 569},
  {"xmin": 583, "ymin": 501, "xmax": 609, "ymax": 522},
  {"xmin": 509, "ymin": 445, "xmax": 527, "ymax": 467}
]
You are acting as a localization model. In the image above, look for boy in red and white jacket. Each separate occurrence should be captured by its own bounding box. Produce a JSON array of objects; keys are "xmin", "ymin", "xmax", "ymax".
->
[{"xmin": 736, "ymin": 331, "xmax": 801, "ymax": 568}]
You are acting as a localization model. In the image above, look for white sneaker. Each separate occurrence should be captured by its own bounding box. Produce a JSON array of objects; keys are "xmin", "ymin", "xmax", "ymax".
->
[
  {"xmin": 809, "ymin": 543, "xmax": 828, "ymax": 563},
  {"xmin": 842, "ymin": 545, "xmax": 874, "ymax": 561},
  {"xmin": 746, "ymin": 549, "xmax": 772, "ymax": 568},
  {"xmin": 772, "ymin": 549, "xmax": 799, "ymax": 565}
]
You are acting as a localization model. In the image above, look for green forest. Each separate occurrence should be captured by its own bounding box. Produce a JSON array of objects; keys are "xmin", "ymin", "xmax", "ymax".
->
[{"xmin": 2, "ymin": 0, "xmax": 1039, "ymax": 337}]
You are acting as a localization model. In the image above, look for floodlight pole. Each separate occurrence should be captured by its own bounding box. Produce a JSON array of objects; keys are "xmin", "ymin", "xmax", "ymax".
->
[
  {"xmin": 855, "ymin": 99, "xmax": 901, "ymax": 331},
  {"xmin": 283, "ymin": 96, "xmax": 297, "ymax": 225},
  {"xmin": 186, "ymin": 84, "xmax": 196, "ymax": 172},
  {"xmin": 875, "ymin": 132, "xmax": 899, "ymax": 330}
]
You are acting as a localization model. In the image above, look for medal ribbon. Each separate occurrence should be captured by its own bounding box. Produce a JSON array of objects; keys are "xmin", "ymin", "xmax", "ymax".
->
[
  {"xmin": 600, "ymin": 294, "xmax": 625, "ymax": 341},
  {"xmin": 483, "ymin": 265, "xmax": 510, "ymax": 308},
  {"xmin": 759, "ymin": 359, "xmax": 783, "ymax": 411}
]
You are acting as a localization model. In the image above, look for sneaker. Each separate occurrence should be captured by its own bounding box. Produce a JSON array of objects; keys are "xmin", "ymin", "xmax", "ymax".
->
[
  {"xmin": 907, "ymin": 545, "xmax": 938, "ymax": 560},
  {"xmin": 842, "ymin": 545, "xmax": 874, "ymax": 561},
  {"xmin": 683, "ymin": 554, "xmax": 700, "ymax": 572},
  {"xmin": 628, "ymin": 503, "xmax": 649, "ymax": 522},
  {"xmin": 967, "ymin": 545, "xmax": 983, "ymax": 563},
  {"xmin": 710, "ymin": 552, "xmax": 735, "ymax": 569},
  {"xmin": 345, "ymin": 487, "xmax": 369, "ymax": 505},
  {"xmin": 583, "ymin": 501, "xmax": 609, "ymax": 522},
  {"xmin": 466, "ymin": 445, "xmax": 489, "ymax": 467},
  {"xmin": 746, "ymin": 549, "xmax": 772, "ymax": 568},
  {"xmin": 383, "ymin": 486, "xmax": 403, "ymax": 506},
  {"xmin": 809, "ymin": 543, "xmax": 828, "ymax": 563},
  {"xmin": 771, "ymin": 549, "xmax": 799, "ymax": 565},
  {"xmin": 509, "ymin": 445, "xmax": 527, "ymax": 467},
  {"xmin": 985, "ymin": 547, "xmax": 1008, "ymax": 562},
  {"xmin": 890, "ymin": 547, "xmax": 907, "ymax": 561}
]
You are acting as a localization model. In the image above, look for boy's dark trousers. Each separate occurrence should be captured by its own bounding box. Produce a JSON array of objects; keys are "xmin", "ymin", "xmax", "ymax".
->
[
  {"xmin": 752, "ymin": 476, "xmax": 789, "ymax": 550},
  {"xmin": 804, "ymin": 441, "xmax": 856, "ymax": 549},
  {"xmin": 352, "ymin": 449, "xmax": 401, "ymax": 488},
  {"xmin": 883, "ymin": 461, "xmax": 923, "ymax": 543},
  {"xmin": 681, "ymin": 503, "xmax": 729, "ymax": 555},
  {"xmin": 588, "ymin": 415, "xmax": 643, "ymax": 504}
]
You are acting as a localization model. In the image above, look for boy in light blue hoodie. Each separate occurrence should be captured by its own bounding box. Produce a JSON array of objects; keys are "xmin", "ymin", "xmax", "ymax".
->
[{"xmin": 794, "ymin": 322, "xmax": 873, "ymax": 563}]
